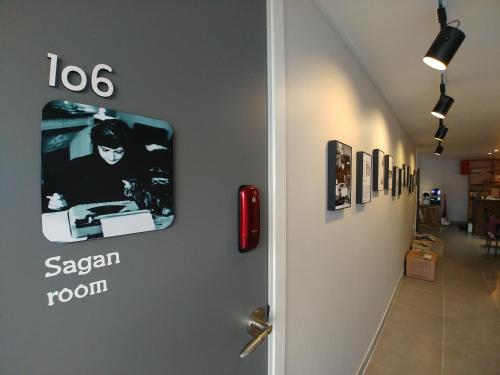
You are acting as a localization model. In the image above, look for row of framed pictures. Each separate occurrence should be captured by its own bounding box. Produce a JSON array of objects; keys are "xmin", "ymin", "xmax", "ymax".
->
[{"xmin": 327, "ymin": 140, "xmax": 416, "ymax": 211}]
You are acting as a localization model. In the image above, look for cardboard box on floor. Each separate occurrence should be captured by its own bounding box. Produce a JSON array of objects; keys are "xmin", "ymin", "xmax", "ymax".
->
[
  {"xmin": 406, "ymin": 250, "xmax": 438, "ymax": 282},
  {"xmin": 415, "ymin": 233, "xmax": 444, "ymax": 255},
  {"xmin": 412, "ymin": 239, "xmax": 432, "ymax": 251}
]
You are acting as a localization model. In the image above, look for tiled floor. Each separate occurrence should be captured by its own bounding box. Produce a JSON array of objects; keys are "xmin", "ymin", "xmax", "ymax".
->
[{"xmin": 364, "ymin": 226, "xmax": 500, "ymax": 375}]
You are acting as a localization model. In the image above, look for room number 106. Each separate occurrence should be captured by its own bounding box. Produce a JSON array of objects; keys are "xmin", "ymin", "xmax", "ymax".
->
[{"xmin": 47, "ymin": 53, "xmax": 114, "ymax": 98}]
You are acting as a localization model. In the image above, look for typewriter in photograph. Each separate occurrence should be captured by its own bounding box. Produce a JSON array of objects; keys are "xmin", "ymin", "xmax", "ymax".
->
[{"xmin": 68, "ymin": 200, "xmax": 149, "ymax": 238}]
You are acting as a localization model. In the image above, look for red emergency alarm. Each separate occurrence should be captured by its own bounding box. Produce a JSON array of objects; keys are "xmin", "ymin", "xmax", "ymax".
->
[{"xmin": 239, "ymin": 185, "xmax": 260, "ymax": 252}]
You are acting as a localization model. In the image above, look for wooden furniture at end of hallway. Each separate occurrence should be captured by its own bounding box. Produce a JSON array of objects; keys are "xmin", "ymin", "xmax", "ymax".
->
[
  {"xmin": 418, "ymin": 205, "xmax": 441, "ymax": 227},
  {"xmin": 471, "ymin": 199, "xmax": 500, "ymax": 235},
  {"xmin": 461, "ymin": 159, "xmax": 500, "ymax": 219},
  {"xmin": 486, "ymin": 217, "xmax": 500, "ymax": 256}
]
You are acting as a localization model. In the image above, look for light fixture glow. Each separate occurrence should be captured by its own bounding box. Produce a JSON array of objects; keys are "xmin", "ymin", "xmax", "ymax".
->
[
  {"xmin": 488, "ymin": 152, "xmax": 492, "ymax": 155},
  {"xmin": 423, "ymin": 57, "xmax": 447, "ymax": 71},
  {"xmin": 434, "ymin": 141, "xmax": 444, "ymax": 155},
  {"xmin": 431, "ymin": 111, "xmax": 445, "ymax": 119},
  {"xmin": 494, "ymin": 149, "xmax": 499, "ymax": 152}
]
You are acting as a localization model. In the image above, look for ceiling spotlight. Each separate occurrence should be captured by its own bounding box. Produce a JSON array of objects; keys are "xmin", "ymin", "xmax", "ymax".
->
[
  {"xmin": 434, "ymin": 120, "xmax": 448, "ymax": 141},
  {"xmin": 423, "ymin": 5, "xmax": 465, "ymax": 71},
  {"xmin": 489, "ymin": 152, "xmax": 492, "ymax": 155},
  {"xmin": 495, "ymin": 149, "xmax": 499, "ymax": 152},
  {"xmin": 434, "ymin": 141, "xmax": 444, "ymax": 155},
  {"xmin": 431, "ymin": 95, "xmax": 454, "ymax": 119},
  {"xmin": 431, "ymin": 75, "xmax": 454, "ymax": 119}
]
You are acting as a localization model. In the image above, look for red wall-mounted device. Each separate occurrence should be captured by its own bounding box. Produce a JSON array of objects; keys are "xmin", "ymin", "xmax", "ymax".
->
[{"xmin": 239, "ymin": 185, "xmax": 260, "ymax": 252}]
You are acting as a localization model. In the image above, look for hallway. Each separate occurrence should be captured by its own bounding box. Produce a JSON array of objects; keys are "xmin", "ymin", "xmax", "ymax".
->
[{"xmin": 365, "ymin": 226, "xmax": 500, "ymax": 375}]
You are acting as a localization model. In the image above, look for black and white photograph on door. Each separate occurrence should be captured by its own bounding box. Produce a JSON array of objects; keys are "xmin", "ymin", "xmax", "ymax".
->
[
  {"xmin": 41, "ymin": 100, "xmax": 174, "ymax": 243},
  {"xmin": 327, "ymin": 140, "xmax": 352, "ymax": 210}
]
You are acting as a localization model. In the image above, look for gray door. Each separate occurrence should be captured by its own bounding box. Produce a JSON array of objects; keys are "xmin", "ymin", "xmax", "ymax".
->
[{"xmin": 0, "ymin": 1, "xmax": 268, "ymax": 374}]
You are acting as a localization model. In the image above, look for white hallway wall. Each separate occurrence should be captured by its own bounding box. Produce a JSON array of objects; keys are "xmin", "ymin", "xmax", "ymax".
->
[
  {"xmin": 283, "ymin": 1, "xmax": 417, "ymax": 374},
  {"xmin": 417, "ymin": 156, "xmax": 468, "ymax": 222}
]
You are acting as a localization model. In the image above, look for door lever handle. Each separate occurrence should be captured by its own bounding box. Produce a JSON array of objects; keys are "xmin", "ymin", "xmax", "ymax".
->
[{"xmin": 240, "ymin": 308, "xmax": 273, "ymax": 358}]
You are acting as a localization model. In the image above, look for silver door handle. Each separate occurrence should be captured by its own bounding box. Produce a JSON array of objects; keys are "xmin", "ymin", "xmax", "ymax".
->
[{"xmin": 240, "ymin": 308, "xmax": 273, "ymax": 358}]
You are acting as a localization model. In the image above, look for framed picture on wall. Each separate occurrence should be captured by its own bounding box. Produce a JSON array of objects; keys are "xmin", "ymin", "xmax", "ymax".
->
[
  {"xmin": 372, "ymin": 149, "xmax": 385, "ymax": 191},
  {"xmin": 392, "ymin": 166, "xmax": 398, "ymax": 196},
  {"xmin": 327, "ymin": 140, "xmax": 352, "ymax": 210},
  {"xmin": 412, "ymin": 170, "xmax": 417, "ymax": 193},
  {"xmin": 356, "ymin": 152, "xmax": 372, "ymax": 204},
  {"xmin": 384, "ymin": 155, "xmax": 393, "ymax": 190},
  {"xmin": 402, "ymin": 164, "xmax": 407, "ymax": 188},
  {"xmin": 398, "ymin": 168, "xmax": 403, "ymax": 195},
  {"xmin": 406, "ymin": 165, "xmax": 411, "ymax": 187},
  {"xmin": 409, "ymin": 173, "xmax": 414, "ymax": 194}
]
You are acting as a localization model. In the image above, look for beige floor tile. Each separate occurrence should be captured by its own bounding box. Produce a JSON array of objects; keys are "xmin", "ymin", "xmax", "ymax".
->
[
  {"xmin": 369, "ymin": 227, "xmax": 500, "ymax": 375},
  {"xmin": 363, "ymin": 362, "xmax": 401, "ymax": 375},
  {"xmin": 364, "ymin": 361, "xmax": 433, "ymax": 375},
  {"xmin": 477, "ymin": 254, "xmax": 500, "ymax": 265},
  {"xmin": 443, "ymin": 257, "xmax": 481, "ymax": 271},
  {"xmin": 382, "ymin": 303, "xmax": 443, "ymax": 345},
  {"xmin": 370, "ymin": 303, "xmax": 442, "ymax": 373},
  {"xmin": 370, "ymin": 335, "xmax": 442, "ymax": 375},
  {"xmin": 482, "ymin": 273, "xmax": 500, "ymax": 291},
  {"xmin": 444, "ymin": 317, "xmax": 500, "ymax": 358},
  {"xmin": 443, "ymin": 345, "xmax": 500, "ymax": 375},
  {"xmin": 394, "ymin": 284, "xmax": 443, "ymax": 315},
  {"xmin": 443, "ymin": 278, "xmax": 495, "ymax": 299},
  {"xmin": 401, "ymin": 276, "xmax": 443, "ymax": 295},
  {"xmin": 480, "ymin": 260, "xmax": 500, "ymax": 275},
  {"xmin": 444, "ymin": 291, "xmax": 500, "ymax": 326},
  {"xmin": 443, "ymin": 265, "xmax": 482, "ymax": 279}
]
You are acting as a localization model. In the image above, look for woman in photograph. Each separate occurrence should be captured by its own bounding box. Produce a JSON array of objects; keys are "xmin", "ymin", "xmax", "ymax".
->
[{"xmin": 45, "ymin": 119, "xmax": 139, "ymax": 210}]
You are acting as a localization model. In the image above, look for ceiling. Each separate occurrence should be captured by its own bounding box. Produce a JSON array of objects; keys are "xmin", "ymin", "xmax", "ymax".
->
[{"xmin": 315, "ymin": 0, "xmax": 500, "ymax": 160}]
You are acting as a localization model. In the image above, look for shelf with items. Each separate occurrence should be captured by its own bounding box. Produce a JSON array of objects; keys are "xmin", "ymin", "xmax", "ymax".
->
[{"xmin": 462, "ymin": 159, "xmax": 500, "ymax": 219}]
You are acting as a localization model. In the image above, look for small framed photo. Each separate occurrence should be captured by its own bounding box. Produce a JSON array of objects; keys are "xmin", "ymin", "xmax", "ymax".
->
[
  {"xmin": 384, "ymin": 155, "xmax": 393, "ymax": 190},
  {"xmin": 356, "ymin": 151, "xmax": 372, "ymax": 204},
  {"xmin": 327, "ymin": 140, "xmax": 352, "ymax": 210},
  {"xmin": 392, "ymin": 166, "xmax": 398, "ymax": 196},
  {"xmin": 402, "ymin": 164, "xmax": 407, "ymax": 188},
  {"xmin": 372, "ymin": 149, "xmax": 385, "ymax": 191},
  {"xmin": 398, "ymin": 168, "xmax": 402, "ymax": 195},
  {"xmin": 414, "ymin": 170, "xmax": 418, "ymax": 193}
]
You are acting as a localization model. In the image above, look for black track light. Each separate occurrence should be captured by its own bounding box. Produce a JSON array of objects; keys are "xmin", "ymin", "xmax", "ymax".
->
[
  {"xmin": 434, "ymin": 141, "xmax": 444, "ymax": 155},
  {"xmin": 423, "ymin": 5, "xmax": 465, "ymax": 71},
  {"xmin": 431, "ymin": 77, "xmax": 454, "ymax": 119},
  {"xmin": 434, "ymin": 120, "xmax": 448, "ymax": 141},
  {"xmin": 431, "ymin": 95, "xmax": 454, "ymax": 119}
]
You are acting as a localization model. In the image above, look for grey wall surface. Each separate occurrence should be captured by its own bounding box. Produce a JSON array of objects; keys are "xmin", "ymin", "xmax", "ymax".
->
[
  {"xmin": 0, "ymin": 1, "xmax": 268, "ymax": 374},
  {"xmin": 283, "ymin": 1, "xmax": 417, "ymax": 374}
]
